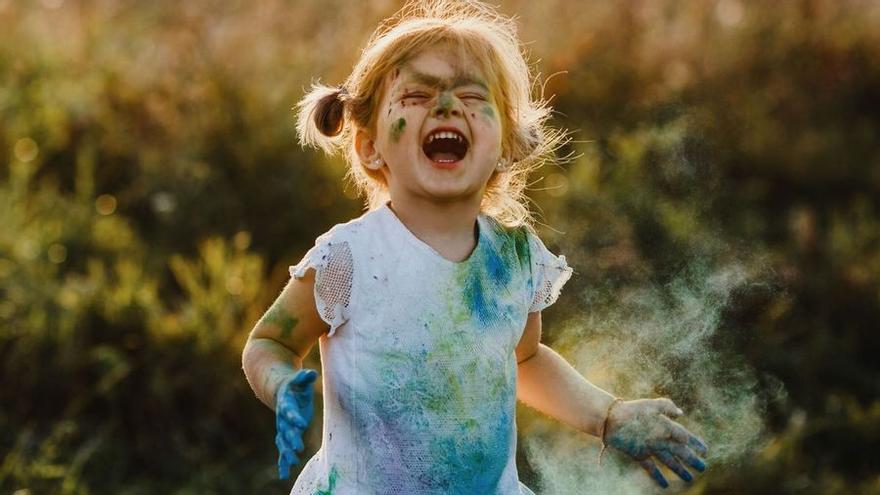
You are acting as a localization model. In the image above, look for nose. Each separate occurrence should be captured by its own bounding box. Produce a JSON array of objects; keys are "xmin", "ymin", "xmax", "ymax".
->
[{"xmin": 432, "ymin": 93, "xmax": 462, "ymax": 119}]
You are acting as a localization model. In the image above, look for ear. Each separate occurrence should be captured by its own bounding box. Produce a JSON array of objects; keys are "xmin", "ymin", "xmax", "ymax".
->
[{"xmin": 355, "ymin": 127, "xmax": 383, "ymax": 170}]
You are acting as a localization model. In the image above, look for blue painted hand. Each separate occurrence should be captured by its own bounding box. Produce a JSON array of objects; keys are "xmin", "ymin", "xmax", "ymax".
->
[
  {"xmin": 275, "ymin": 368, "xmax": 319, "ymax": 480},
  {"xmin": 603, "ymin": 398, "xmax": 709, "ymax": 489}
]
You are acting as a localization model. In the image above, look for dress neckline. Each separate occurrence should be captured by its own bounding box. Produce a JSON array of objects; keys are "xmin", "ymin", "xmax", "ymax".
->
[{"xmin": 379, "ymin": 202, "xmax": 483, "ymax": 266}]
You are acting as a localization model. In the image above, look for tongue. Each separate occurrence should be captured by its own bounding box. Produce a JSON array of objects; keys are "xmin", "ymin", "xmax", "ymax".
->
[{"xmin": 430, "ymin": 152, "xmax": 459, "ymax": 162}]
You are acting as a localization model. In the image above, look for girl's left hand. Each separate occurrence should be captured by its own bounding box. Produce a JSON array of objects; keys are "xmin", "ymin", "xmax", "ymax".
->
[
  {"xmin": 275, "ymin": 368, "xmax": 319, "ymax": 480},
  {"xmin": 603, "ymin": 398, "xmax": 709, "ymax": 488}
]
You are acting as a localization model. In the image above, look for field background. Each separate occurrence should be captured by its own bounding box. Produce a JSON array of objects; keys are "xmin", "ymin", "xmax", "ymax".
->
[{"xmin": 1, "ymin": 0, "xmax": 878, "ymax": 493}]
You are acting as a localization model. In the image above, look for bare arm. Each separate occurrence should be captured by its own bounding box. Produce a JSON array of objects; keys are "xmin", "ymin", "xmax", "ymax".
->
[
  {"xmin": 242, "ymin": 268, "xmax": 329, "ymax": 410},
  {"xmin": 515, "ymin": 311, "xmax": 615, "ymax": 436},
  {"xmin": 515, "ymin": 312, "xmax": 709, "ymax": 487}
]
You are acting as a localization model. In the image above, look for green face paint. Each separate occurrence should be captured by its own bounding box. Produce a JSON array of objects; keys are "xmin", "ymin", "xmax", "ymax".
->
[
  {"xmin": 480, "ymin": 105, "xmax": 497, "ymax": 121},
  {"xmin": 437, "ymin": 92, "xmax": 454, "ymax": 114},
  {"xmin": 391, "ymin": 117, "xmax": 406, "ymax": 142}
]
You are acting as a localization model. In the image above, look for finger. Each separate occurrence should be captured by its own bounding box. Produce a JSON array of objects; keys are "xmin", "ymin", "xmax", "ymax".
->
[
  {"xmin": 276, "ymin": 411, "xmax": 285, "ymax": 433},
  {"xmin": 688, "ymin": 433, "xmax": 709, "ymax": 456},
  {"xmin": 287, "ymin": 385, "xmax": 315, "ymax": 413},
  {"xmin": 277, "ymin": 448, "xmax": 299, "ymax": 479},
  {"xmin": 656, "ymin": 449, "xmax": 693, "ymax": 482},
  {"xmin": 285, "ymin": 426, "xmax": 305, "ymax": 452},
  {"xmin": 660, "ymin": 416, "xmax": 708, "ymax": 456},
  {"xmin": 660, "ymin": 416, "xmax": 692, "ymax": 444},
  {"xmin": 639, "ymin": 459, "xmax": 669, "ymax": 489},
  {"xmin": 653, "ymin": 398, "xmax": 683, "ymax": 418},
  {"xmin": 669, "ymin": 443, "xmax": 707, "ymax": 472},
  {"xmin": 277, "ymin": 421, "xmax": 304, "ymax": 451},
  {"xmin": 284, "ymin": 408, "xmax": 309, "ymax": 429},
  {"xmin": 292, "ymin": 368, "xmax": 319, "ymax": 386},
  {"xmin": 278, "ymin": 454, "xmax": 289, "ymax": 480}
]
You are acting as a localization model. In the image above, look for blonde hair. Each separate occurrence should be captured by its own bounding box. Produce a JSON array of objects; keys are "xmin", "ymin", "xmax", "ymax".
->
[{"xmin": 295, "ymin": 0, "xmax": 569, "ymax": 228}]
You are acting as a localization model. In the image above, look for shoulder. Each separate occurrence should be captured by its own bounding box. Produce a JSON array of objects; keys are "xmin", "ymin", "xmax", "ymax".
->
[
  {"xmin": 317, "ymin": 208, "xmax": 378, "ymax": 241},
  {"xmin": 302, "ymin": 207, "xmax": 386, "ymax": 253},
  {"xmin": 290, "ymin": 207, "xmax": 391, "ymax": 277},
  {"xmin": 287, "ymin": 211, "xmax": 386, "ymax": 336},
  {"xmin": 480, "ymin": 214, "xmax": 533, "ymax": 265}
]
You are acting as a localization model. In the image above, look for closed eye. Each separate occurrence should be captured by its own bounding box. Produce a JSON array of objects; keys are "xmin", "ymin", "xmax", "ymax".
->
[{"xmin": 402, "ymin": 92, "xmax": 430, "ymax": 100}]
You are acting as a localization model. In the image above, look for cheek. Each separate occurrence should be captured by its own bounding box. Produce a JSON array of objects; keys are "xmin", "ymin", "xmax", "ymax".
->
[
  {"xmin": 470, "ymin": 104, "xmax": 500, "ymax": 134},
  {"xmin": 386, "ymin": 103, "xmax": 414, "ymax": 142},
  {"xmin": 478, "ymin": 104, "xmax": 498, "ymax": 123},
  {"xmin": 470, "ymin": 104, "xmax": 503, "ymax": 146},
  {"xmin": 384, "ymin": 102, "xmax": 428, "ymax": 146},
  {"xmin": 389, "ymin": 117, "xmax": 407, "ymax": 143}
]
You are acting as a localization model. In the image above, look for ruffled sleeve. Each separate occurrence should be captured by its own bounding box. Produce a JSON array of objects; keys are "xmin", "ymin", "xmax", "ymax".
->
[
  {"xmin": 527, "ymin": 232, "xmax": 573, "ymax": 313},
  {"xmin": 289, "ymin": 232, "xmax": 353, "ymax": 337}
]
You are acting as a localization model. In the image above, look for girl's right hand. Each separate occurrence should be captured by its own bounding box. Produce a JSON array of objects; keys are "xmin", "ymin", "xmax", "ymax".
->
[{"xmin": 275, "ymin": 368, "xmax": 319, "ymax": 480}]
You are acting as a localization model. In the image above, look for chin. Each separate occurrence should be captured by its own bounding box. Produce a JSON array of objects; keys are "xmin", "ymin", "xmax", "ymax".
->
[{"xmin": 418, "ymin": 181, "xmax": 485, "ymax": 203}]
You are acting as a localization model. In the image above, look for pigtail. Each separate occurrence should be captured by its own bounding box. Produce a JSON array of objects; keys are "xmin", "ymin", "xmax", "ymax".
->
[{"xmin": 295, "ymin": 82, "xmax": 349, "ymax": 155}]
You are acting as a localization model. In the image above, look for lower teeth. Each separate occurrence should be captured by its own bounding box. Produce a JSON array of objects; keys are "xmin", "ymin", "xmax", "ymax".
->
[{"xmin": 430, "ymin": 152, "xmax": 460, "ymax": 162}]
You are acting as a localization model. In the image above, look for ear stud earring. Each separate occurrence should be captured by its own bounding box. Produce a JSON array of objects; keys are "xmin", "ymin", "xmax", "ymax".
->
[
  {"xmin": 368, "ymin": 157, "xmax": 383, "ymax": 169},
  {"xmin": 496, "ymin": 158, "xmax": 509, "ymax": 172}
]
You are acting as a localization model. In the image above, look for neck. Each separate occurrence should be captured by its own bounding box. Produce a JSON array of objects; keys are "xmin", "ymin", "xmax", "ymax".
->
[{"xmin": 386, "ymin": 195, "xmax": 481, "ymax": 262}]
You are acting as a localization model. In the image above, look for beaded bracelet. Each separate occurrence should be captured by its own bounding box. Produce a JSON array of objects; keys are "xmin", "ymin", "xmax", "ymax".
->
[{"xmin": 598, "ymin": 397, "xmax": 624, "ymax": 466}]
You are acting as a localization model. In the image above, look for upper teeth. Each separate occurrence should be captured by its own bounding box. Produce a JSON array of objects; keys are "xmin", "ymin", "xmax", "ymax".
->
[{"xmin": 426, "ymin": 131, "xmax": 465, "ymax": 143}]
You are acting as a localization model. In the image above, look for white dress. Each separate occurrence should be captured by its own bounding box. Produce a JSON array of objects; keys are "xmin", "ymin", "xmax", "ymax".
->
[{"xmin": 288, "ymin": 203, "xmax": 572, "ymax": 495}]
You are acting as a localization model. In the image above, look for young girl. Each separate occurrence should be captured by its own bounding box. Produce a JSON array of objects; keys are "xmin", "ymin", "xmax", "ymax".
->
[{"xmin": 242, "ymin": 1, "xmax": 708, "ymax": 493}]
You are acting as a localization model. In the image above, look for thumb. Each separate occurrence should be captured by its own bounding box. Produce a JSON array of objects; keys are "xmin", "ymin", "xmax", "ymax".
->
[
  {"xmin": 654, "ymin": 397, "xmax": 684, "ymax": 417},
  {"xmin": 292, "ymin": 368, "xmax": 319, "ymax": 387}
]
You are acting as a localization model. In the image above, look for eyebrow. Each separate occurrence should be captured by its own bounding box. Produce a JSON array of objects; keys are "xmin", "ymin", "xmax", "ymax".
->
[{"xmin": 402, "ymin": 67, "xmax": 489, "ymax": 92}]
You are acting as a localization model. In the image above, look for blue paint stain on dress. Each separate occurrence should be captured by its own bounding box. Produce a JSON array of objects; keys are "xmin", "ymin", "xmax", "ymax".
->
[
  {"xmin": 463, "ymin": 268, "xmax": 494, "ymax": 325},
  {"xmin": 461, "ymin": 219, "xmax": 529, "ymax": 325},
  {"xmin": 484, "ymin": 241, "xmax": 510, "ymax": 284}
]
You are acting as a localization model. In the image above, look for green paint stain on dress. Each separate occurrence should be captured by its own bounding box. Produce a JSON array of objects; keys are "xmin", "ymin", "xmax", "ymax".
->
[
  {"xmin": 501, "ymin": 226, "xmax": 530, "ymax": 272},
  {"xmin": 390, "ymin": 118, "xmax": 406, "ymax": 142},
  {"xmin": 313, "ymin": 465, "xmax": 340, "ymax": 494}
]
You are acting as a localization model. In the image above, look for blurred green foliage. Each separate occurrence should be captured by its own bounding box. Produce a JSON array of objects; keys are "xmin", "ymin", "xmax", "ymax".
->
[{"xmin": 1, "ymin": 0, "xmax": 878, "ymax": 493}]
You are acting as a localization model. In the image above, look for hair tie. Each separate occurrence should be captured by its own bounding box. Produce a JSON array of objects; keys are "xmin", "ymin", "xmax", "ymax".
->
[{"xmin": 336, "ymin": 85, "xmax": 350, "ymax": 101}]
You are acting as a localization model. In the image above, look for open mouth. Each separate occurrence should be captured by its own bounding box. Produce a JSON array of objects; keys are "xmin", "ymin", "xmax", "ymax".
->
[{"xmin": 422, "ymin": 129, "xmax": 469, "ymax": 164}]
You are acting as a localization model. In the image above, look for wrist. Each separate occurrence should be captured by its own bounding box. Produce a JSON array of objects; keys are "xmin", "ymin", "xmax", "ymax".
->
[
  {"xmin": 273, "ymin": 375, "xmax": 291, "ymax": 404},
  {"xmin": 273, "ymin": 367, "xmax": 318, "ymax": 406},
  {"xmin": 598, "ymin": 397, "xmax": 624, "ymax": 465},
  {"xmin": 269, "ymin": 366, "xmax": 299, "ymax": 406}
]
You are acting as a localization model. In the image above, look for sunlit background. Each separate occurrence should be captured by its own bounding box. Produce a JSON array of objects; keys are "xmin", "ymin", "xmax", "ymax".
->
[{"xmin": 2, "ymin": 0, "xmax": 879, "ymax": 493}]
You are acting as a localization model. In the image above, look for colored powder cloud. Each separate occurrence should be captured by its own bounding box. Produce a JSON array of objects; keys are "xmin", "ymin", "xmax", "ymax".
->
[{"xmin": 520, "ymin": 259, "xmax": 784, "ymax": 493}]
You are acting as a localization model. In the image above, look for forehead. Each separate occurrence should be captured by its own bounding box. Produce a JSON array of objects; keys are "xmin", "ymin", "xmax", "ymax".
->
[{"xmin": 393, "ymin": 47, "xmax": 490, "ymax": 92}]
